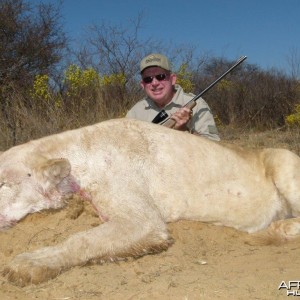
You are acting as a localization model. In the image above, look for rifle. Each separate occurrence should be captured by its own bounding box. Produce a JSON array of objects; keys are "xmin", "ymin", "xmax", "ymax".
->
[{"xmin": 151, "ymin": 55, "xmax": 247, "ymax": 128}]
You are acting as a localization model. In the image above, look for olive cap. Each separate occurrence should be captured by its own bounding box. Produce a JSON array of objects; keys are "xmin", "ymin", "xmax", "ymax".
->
[{"xmin": 140, "ymin": 53, "xmax": 171, "ymax": 73}]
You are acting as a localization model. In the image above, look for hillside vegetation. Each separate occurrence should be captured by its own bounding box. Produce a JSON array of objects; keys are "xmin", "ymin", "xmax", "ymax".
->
[{"xmin": 1, "ymin": 0, "xmax": 300, "ymax": 149}]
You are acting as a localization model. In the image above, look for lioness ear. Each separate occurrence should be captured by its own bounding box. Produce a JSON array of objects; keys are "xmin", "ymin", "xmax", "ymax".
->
[{"xmin": 40, "ymin": 158, "xmax": 71, "ymax": 185}]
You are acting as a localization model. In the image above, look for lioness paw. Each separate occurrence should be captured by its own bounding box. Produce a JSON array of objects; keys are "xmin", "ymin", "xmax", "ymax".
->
[{"xmin": 3, "ymin": 253, "xmax": 61, "ymax": 286}]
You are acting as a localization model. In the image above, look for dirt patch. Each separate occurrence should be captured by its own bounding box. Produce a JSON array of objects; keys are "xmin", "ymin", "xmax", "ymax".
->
[{"xmin": 0, "ymin": 196, "xmax": 297, "ymax": 300}]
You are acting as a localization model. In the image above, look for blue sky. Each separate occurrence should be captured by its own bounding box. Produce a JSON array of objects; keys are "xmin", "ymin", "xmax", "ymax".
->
[{"xmin": 33, "ymin": 0, "xmax": 299, "ymax": 74}]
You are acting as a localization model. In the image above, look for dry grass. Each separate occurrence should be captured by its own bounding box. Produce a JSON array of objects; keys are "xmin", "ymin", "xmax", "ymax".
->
[
  {"xmin": 0, "ymin": 87, "xmax": 138, "ymax": 150},
  {"xmin": 220, "ymin": 126, "xmax": 300, "ymax": 155},
  {"xmin": 1, "ymin": 85, "xmax": 300, "ymax": 153}
]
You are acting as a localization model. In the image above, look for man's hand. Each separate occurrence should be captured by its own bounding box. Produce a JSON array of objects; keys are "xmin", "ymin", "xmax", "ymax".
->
[{"xmin": 170, "ymin": 107, "xmax": 193, "ymax": 131}]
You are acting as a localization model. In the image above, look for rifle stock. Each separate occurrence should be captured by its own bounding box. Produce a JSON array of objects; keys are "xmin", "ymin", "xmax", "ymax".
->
[{"xmin": 153, "ymin": 56, "xmax": 247, "ymax": 128}]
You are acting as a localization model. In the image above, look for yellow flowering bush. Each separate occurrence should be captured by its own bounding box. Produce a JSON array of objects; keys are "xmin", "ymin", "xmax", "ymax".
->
[
  {"xmin": 214, "ymin": 114, "xmax": 224, "ymax": 128},
  {"xmin": 63, "ymin": 65, "xmax": 126, "ymax": 98},
  {"xmin": 217, "ymin": 79, "xmax": 234, "ymax": 91},
  {"xmin": 31, "ymin": 74, "xmax": 62, "ymax": 108},
  {"xmin": 176, "ymin": 64, "xmax": 194, "ymax": 93},
  {"xmin": 285, "ymin": 104, "xmax": 300, "ymax": 127},
  {"xmin": 64, "ymin": 65, "xmax": 100, "ymax": 97},
  {"xmin": 31, "ymin": 74, "xmax": 51, "ymax": 101},
  {"xmin": 100, "ymin": 73, "xmax": 126, "ymax": 87}
]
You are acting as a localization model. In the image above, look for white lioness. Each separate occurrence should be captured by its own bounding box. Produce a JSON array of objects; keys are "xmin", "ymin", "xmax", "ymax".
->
[{"xmin": 1, "ymin": 118, "xmax": 300, "ymax": 286}]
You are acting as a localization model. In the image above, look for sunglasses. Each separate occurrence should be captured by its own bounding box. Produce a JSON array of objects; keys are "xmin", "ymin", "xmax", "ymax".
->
[{"xmin": 142, "ymin": 73, "xmax": 169, "ymax": 84}]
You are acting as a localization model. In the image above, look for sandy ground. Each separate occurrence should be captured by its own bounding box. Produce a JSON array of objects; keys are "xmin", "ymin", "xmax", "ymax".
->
[{"xmin": 0, "ymin": 130, "xmax": 299, "ymax": 300}]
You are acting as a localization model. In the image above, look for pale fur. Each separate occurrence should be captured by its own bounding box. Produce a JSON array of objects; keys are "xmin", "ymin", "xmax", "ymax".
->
[{"xmin": 1, "ymin": 118, "xmax": 300, "ymax": 286}]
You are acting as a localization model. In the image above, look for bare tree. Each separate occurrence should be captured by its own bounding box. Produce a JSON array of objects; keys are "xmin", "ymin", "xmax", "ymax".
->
[
  {"xmin": 286, "ymin": 47, "xmax": 300, "ymax": 80},
  {"xmin": 0, "ymin": 0, "xmax": 68, "ymax": 87},
  {"xmin": 74, "ymin": 14, "xmax": 164, "ymax": 90}
]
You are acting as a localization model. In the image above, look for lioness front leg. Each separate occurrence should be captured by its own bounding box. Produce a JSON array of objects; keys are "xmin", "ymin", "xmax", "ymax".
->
[{"xmin": 3, "ymin": 215, "xmax": 172, "ymax": 286}]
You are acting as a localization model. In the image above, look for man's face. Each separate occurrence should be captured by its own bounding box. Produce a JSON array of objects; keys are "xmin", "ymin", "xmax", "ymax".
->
[{"xmin": 140, "ymin": 67, "xmax": 177, "ymax": 108}]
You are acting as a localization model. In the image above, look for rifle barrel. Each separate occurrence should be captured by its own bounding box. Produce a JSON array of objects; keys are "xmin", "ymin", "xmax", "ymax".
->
[
  {"xmin": 152, "ymin": 55, "xmax": 247, "ymax": 124},
  {"xmin": 188, "ymin": 55, "xmax": 247, "ymax": 104}
]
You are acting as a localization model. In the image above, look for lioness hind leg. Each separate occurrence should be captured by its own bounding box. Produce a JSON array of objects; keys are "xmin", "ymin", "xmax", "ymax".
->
[
  {"xmin": 268, "ymin": 149, "xmax": 300, "ymax": 216},
  {"xmin": 245, "ymin": 217, "xmax": 300, "ymax": 246},
  {"xmin": 268, "ymin": 217, "xmax": 300, "ymax": 240}
]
